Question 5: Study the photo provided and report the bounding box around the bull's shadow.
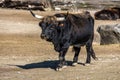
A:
[16,60,72,70]
[15,60,85,70]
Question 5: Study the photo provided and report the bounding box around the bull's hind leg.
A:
[72,46,81,66]
[86,43,92,64]
[56,48,68,71]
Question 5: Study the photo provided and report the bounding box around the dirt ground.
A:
[0,8,120,80]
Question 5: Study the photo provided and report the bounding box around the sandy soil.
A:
[0,8,120,80]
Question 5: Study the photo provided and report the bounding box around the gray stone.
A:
[97,24,120,45]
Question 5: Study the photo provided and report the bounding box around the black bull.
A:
[29,9,97,71]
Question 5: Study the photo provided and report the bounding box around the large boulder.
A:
[97,24,120,45]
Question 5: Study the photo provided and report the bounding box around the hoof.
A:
[56,65,67,71]
[85,63,90,66]
[95,57,98,61]
[72,62,78,66]
[56,67,62,71]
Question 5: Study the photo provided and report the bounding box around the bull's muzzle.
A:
[41,34,51,41]
[40,34,45,39]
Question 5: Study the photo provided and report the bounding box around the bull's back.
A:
[69,14,94,45]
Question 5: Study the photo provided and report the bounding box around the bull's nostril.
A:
[46,36,49,39]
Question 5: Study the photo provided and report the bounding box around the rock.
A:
[0,0,52,10]
[97,24,120,45]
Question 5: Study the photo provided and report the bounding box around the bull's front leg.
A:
[56,48,68,71]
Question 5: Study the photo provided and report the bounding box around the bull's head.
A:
[28,5,65,42]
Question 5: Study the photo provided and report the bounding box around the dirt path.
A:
[0,8,120,80]
[0,39,120,80]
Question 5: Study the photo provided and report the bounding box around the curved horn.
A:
[28,5,43,19]
[56,17,65,21]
